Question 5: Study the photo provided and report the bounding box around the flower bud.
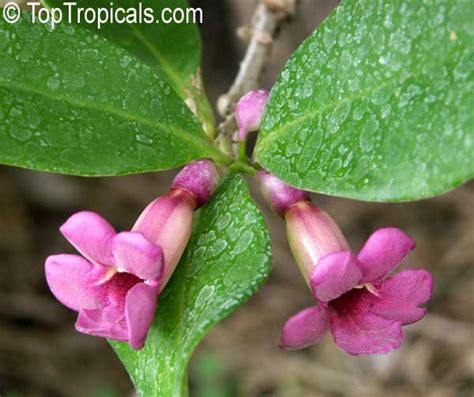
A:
[257,170,310,217]
[171,159,219,208]
[236,90,269,141]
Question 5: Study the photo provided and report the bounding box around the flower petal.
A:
[75,307,128,341]
[75,273,144,342]
[330,311,403,356]
[125,282,159,350]
[112,232,164,281]
[310,251,362,302]
[358,228,415,283]
[371,269,433,325]
[280,305,330,350]
[60,211,116,266]
[45,254,109,312]
[329,289,403,355]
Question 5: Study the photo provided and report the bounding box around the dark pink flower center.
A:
[104,272,142,309]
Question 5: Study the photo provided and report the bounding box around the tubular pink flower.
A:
[257,171,433,355]
[236,89,269,141]
[45,160,218,350]
[283,213,433,355]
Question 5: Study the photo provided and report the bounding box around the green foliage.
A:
[0,14,228,175]
[256,0,474,201]
[111,175,271,397]
[43,0,215,134]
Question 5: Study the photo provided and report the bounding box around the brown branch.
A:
[215,0,300,155]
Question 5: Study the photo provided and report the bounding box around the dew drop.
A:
[360,115,379,153]
[136,134,153,145]
[46,76,60,91]
[9,127,32,142]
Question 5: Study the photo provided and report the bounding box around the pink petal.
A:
[75,307,128,342]
[371,269,433,325]
[280,305,330,350]
[112,232,164,281]
[358,228,415,283]
[45,254,109,312]
[60,211,116,266]
[105,272,142,310]
[310,251,362,302]
[125,282,159,350]
[75,273,143,342]
[329,289,404,355]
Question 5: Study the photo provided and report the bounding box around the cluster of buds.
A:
[45,160,218,350]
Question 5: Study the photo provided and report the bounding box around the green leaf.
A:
[256,0,474,201]
[111,175,271,397]
[0,14,229,175]
[43,0,215,135]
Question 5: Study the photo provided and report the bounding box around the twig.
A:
[215,0,300,155]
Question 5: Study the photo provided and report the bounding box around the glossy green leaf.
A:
[0,14,229,175]
[111,175,271,397]
[43,0,215,135]
[256,0,474,201]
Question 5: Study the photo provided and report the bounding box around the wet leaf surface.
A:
[256,1,474,201]
[0,14,228,175]
[44,0,215,134]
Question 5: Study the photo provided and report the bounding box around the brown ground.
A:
[1,1,473,396]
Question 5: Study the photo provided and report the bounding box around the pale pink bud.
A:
[236,90,269,141]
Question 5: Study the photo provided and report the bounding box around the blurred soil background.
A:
[1,0,473,396]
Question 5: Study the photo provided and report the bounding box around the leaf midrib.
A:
[256,6,460,155]
[0,78,229,163]
[256,78,398,155]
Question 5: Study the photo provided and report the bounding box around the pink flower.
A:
[236,89,269,141]
[45,160,218,350]
[258,171,433,355]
